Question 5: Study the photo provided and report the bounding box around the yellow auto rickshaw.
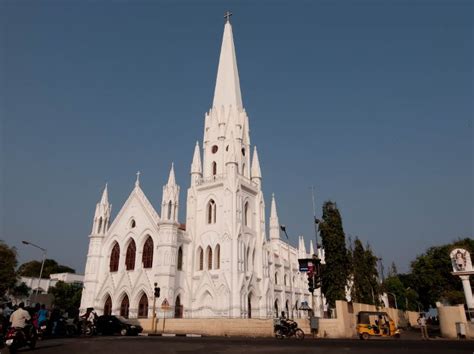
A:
[356,311,400,340]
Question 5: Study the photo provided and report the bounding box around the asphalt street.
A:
[3,335,473,354]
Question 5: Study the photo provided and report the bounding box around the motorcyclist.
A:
[9,302,33,340]
[80,307,97,334]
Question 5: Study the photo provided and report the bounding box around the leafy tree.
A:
[11,282,31,299]
[49,281,82,311]
[319,201,349,308]
[0,241,18,298]
[409,238,473,310]
[350,238,380,305]
[17,259,75,278]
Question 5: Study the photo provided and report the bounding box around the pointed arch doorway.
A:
[174,295,183,318]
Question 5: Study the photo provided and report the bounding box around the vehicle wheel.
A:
[120,328,128,336]
[295,329,304,340]
[274,329,284,339]
[8,345,18,354]
[395,333,401,338]
[85,326,93,337]
[28,337,37,349]
[361,332,370,340]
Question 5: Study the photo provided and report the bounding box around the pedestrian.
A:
[417,313,429,340]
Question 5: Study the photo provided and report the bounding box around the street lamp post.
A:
[22,240,47,297]
[279,225,293,320]
[387,292,398,309]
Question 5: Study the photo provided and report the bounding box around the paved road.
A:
[3,335,473,354]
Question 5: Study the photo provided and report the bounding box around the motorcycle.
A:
[274,318,304,340]
[4,326,38,354]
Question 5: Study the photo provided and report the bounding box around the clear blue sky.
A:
[1,0,472,274]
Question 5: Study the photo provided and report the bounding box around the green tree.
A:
[11,282,31,299]
[350,238,380,305]
[319,201,349,308]
[17,259,75,278]
[0,241,18,298]
[409,238,473,310]
[48,281,82,311]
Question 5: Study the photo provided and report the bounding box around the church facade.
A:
[80,19,321,319]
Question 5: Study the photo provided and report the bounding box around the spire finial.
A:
[100,182,109,204]
[167,163,177,186]
[224,11,232,23]
[135,171,141,187]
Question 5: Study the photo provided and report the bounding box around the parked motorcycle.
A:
[4,326,38,353]
[274,318,304,340]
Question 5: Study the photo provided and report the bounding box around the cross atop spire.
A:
[224,11,232,23]
[135,171,141,187]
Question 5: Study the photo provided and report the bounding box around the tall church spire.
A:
[212,19,243,110]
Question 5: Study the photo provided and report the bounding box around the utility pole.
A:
[310,187,324,318]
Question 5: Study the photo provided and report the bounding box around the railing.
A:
[196,173,259,188]
[196,174,226,186]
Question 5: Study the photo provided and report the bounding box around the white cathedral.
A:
[80,17,323,320]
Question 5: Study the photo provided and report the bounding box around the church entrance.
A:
[174,295,183,318]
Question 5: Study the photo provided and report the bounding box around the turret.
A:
[251,146,262,185]
[91,183,111,236]
[309,239,315,256]
[190,141,202,186]
[269,193,280,241]
[162,163,180,223]
[298,236,307,258]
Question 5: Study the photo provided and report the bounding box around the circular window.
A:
[241,148,246,156]
[212,145,218,154]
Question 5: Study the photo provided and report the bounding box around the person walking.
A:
[417,313,429,340]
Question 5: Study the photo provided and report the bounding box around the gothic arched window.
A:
[198,247,204,270]
[206,246,213,270]
[120,295,130,318]
[274,272,278,285]
[215,244,220,270]
[177,246,183,271]
[142,236,153,268]
[212,161,217,176]
[104,295,112,316]
[130,219,136,228]
[125,240,136,271]
[138,293,148,318]
[109,243,120,272]
[168,200,172,220]
[207,200,216,224]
